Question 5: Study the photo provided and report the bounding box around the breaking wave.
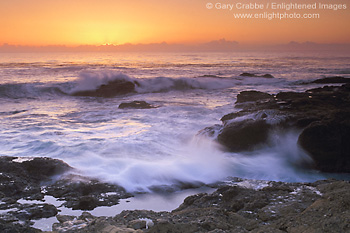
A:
[0,70,286,99]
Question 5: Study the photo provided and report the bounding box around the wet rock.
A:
[45,177,132,210]
[128,219,146,230]
[73,196,99,210]
[72,80,136,97]
[298,112,350,172]
[217,119,271,151]
[0,156,71,199]
[312,76,350,84]
[11,203,58,220]
[202,84,350,172]
[236,91,274,103]
[0,219,41,233]
[118,101,155,109]
[239,73,274,78]
[49,179,350,233]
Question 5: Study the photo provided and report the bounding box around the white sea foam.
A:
[1,52,348,196]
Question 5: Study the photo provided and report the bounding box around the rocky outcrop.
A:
[0,156,131,231]
[298,111,350,172]
[44,176,132,211]
[51,179,350,233]
[0,156,71,199]
[72,80,136,97]
[205,84,350,173]
[119,101,155,109]
[236,90,274,103]
[312,76,350,84]
[217,119,271,151]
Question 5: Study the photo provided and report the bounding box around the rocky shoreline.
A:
[1,155,349,233]
[1,80,350,232]
[201,82,350,173]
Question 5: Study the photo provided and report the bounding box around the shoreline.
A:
[1,81,349,232]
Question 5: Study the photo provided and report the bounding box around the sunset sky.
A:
[1,0,349,46]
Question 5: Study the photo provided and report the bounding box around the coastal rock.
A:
[72,79,136,97]
[0,156,71,199]
[312,76,350,84]
[298,112,350,172]
[118,101,155,109]
[203,84,350,172]
[217,119,271,151]
[236,90,274,103]
[45,177,132,210]
[239,73,274,78]
[51,179,350,233]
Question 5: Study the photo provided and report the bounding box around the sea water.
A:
[1,51,349,193]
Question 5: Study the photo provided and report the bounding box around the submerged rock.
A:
[72,79,136,97]
[118,101,155,109]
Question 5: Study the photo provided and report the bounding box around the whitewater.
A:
[1,51,349,193]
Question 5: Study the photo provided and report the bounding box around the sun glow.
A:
[0,0,349,46]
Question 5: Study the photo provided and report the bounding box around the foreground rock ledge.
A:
[0,156,131,232]
[50,179,350,233]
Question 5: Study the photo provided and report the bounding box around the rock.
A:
[312,76,350,84]
[128,219,146,230]
[0,156,71,199]
[12,203,58,220]
[217,119,271,151]
[0,219,41,233]
[239,73,274,78]
[73,196,99,210]
[298,112,350,172]
[236,91,274,103]
[201,84,350,172]
[45,177,132,210]
[118,101,155,109]
[49,179,350,233]
[72,80,136,97]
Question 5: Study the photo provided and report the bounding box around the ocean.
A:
[1,51,349,193]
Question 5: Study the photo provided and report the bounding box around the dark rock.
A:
[72,79,136,97]
[312,76,350,84]
[275,91,309,100]
[118,101,155,109]
[217,119,271,151]
[50,179,350,233]
[73,196,98,210]
[45,177,132,210]
[201,84,350,172]
[236,91,274,103]
[0,220,41,233]
[298,112,350,172]
[11,203,58,220]
[239,73,274,78]
[0,156,71,198]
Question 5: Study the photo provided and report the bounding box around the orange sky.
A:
[1,0,349,46]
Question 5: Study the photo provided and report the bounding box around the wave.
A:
[0,70,286,99]
[0,83,68,99]
[70,70,284,95]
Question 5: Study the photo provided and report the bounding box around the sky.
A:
[0,0,349,46]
